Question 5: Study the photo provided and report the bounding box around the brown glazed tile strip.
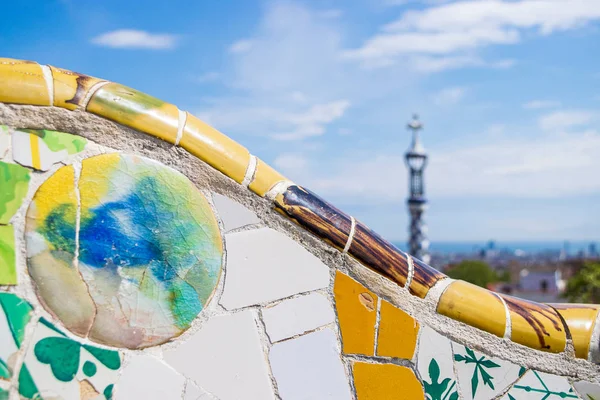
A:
[1,57,597,359]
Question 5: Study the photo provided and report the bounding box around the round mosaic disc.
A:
[26,153,223,349]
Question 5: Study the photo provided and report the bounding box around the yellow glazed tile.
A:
[437,280,506,338]
[249,158,288,197]
[49,66,105,110]
[333,271,377,355]
[500,294,566,353]
[180,113,250,183]
[376,300,419,359]
[551,303,600,359]
[353,362,423,400]
[87,83,179,144]
[0,58,50,106]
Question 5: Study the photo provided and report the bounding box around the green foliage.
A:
[446,260,499,288]
[563,262,600,303]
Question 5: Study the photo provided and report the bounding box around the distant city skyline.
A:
[4,0,599,241]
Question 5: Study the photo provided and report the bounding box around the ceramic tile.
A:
[248,158,288,197]
[437,280,506,338]
[115,354,185,400]
[0,126,9,158]
[180,113,250,184]
[353,362,423,400]
[12,129,87,171]
[184,380,216,400]
[19,318,121,400]
[502,370,578,399]
[452,344,521,400]
[87,82,180,144]
[573,380,600,400]
[211,193,260,232]
[269,328,352,400]
[409,255,448,298]
[26,154,223,349]
[49,65,106,110]
[551,304,600,359]
[0,225,16,285]
[164,310,275,400]
[219,227,330,310]
[0,293,33,381]
[0,160,30,224]
[376,300,419,359]
[417,326,458,400]
[333,271,377,356]
[500,294,567,353]
[0,58,50,106]
[262,292,335,342]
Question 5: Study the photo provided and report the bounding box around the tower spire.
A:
[405,114,430,263]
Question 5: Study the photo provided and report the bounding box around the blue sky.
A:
[3,0,599,242]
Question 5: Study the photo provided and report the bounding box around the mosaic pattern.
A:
[12,128,87,171]
[0,226,16,284]
[26,153,223,348]
[0,293,33,381]
[0,160,30,224]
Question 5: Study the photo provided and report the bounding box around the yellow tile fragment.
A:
[87,83,179,144]
[248,158,288,197]
[333,271,377,355]
[376,300,419,359]
[0,58,50,105]
[49,66,105,110]
[551,304,600,359]
[437,280,506,338]
[353,362,423,400]
[179,113,250,183]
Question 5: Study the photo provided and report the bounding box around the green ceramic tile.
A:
[0,161,30,224]
[0,225,16,285]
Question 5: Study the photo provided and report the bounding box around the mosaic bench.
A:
[0,57,598,399]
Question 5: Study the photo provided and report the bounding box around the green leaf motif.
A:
[454,346,501,397]
[34,337,81,382]
[18,363,41,399]
[0,293,33,347]
[423,359,458,400]
[83,344,121,370]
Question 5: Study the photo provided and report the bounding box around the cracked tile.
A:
[573,380,600,400]
[220,227,330,309]
[417,326,458,400]
[115,354,185,400]
[501,370,578,400]
[211,193,260,232]
[0,293,33,382]
[164,310,274,400]
[12,128,87,171]
[0,160,30,224]
[184,380,216,400]
[0,225,16,284]
[0,126,9,158]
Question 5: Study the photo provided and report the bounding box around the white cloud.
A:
[523,100,561,110]
[229,39,254,54]
[345,0,600,68]
[274,153,309,170]
[433,86,466,105]
[538,110,596,131]
[91,29,178,49]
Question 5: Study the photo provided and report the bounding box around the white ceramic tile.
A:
[12,130,68,171]
[20,318,121,400]
[502,370,579,399]
[452,343,521,400]
[574,380,600,400]
[115,354,185,400]
[164,310,275,400]
[263,292,335,342]
[417,326,459,400]
[269,328,352,400]
[220,228,330,309]
[212,193,260,232]
[0,126,9,158]
[184,380,216,400]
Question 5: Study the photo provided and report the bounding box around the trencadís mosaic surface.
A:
[0,58,598,399]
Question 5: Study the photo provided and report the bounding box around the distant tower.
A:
[405,114,430,264]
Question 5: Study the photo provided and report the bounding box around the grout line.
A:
[373,297,382,357]
[405,254,415,289]
[175,109,186,146]
[497,294,512,340]
[253,309,282,400]
[242,155,257,187]
[343,216,356,253]
[40,65,54,106]
[589,309,600,363]
[265,180,293,201]
[80,80,109,110]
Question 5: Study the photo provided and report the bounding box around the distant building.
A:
[405,114,430,264]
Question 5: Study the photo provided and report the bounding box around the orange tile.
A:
[0,58,50,106]
[353,362,423,400]
[376,300,419,359]
[49,66,105,110]
[437,280,506,338]
[333,271,377,355]
[551,303,600,359]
